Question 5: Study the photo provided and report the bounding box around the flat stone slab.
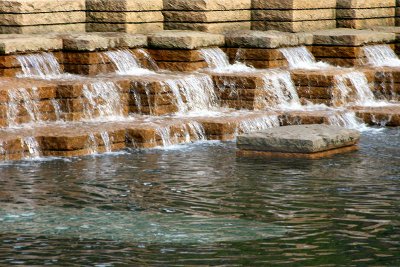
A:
[0,34,63,54]
[312,28,396,46]
[337,0,395,9]
[0,0,85,13]
[237,124,360,157]
[86,0,163,11]
[225,30,312,48]
[148,30,225,49]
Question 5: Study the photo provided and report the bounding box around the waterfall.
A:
[104,49,154,75]
[163,74,219,114]
[259,70,302,109]
[280,46,330,70]
[136,49,160,71]
[363,45,400,67]
[200,48,254,73]
[22,137,41,159]
[156,121,206,147]
[327,111,368,131]
[81,81,124,120]
[237,115,280,134]
[16,52,63,79]
[334,71,386,107]
[100,132,112,153]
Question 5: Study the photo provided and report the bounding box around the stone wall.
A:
[1,0,400,34]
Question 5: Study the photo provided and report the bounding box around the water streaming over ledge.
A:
[104,49,155,75]
[280,46,331,70]
[200,48,254,73]
[363,44,400,67]
[16,52,63,79]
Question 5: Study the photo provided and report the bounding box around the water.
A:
[363,45,400,67]
[16,52,63,79]
[104,49,154,75]
[334,71,388,107]
[280,46,331,70]
[200,48,255,73]
[0,130,399,265]
[260,70,302,109]
[237,114,280,133]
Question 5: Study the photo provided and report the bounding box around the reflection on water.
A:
[0,129,399,266]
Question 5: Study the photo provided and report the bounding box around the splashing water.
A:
[237,115,280,134]
[16,52,63,79]
[136,48,160,71]
[334,71,387,107]
[327,111,368,131]
[163,74,219,114]
[22,137,41,159]
[280,46,331,70]
[200,48,254,73]
[104,49,154,75]
[81,81,124,120]
[100,132,112,153]
[259,70,302,110]
[363,45,400,67]
[156,121,207,147]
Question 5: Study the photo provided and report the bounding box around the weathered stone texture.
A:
[148,30,225,49]
[163,10,251,22]
[252,9,336,22]
[164,0,251,11]
[86,0,163,11]
[0,35,63,54]
[337,0,395,9]
[252,20,336,33]
[164,22,251,33]
[312,29,396,46]
[0,0,86,13]
[252,0,336,10]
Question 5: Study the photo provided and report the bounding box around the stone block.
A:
[252,9,336,22]
[312,28,396,46]
[337,7,395,19]
[0,12,86,26]
[164,0,251,11]
[0,0,86,13]
[252,20,336,33]
[0,24,86,34]
[87,11,163,23]
[242,60,288,69]
[354,106,400,126]
[225,30,307,48]
[148,30,225,49]
[252,0,336,10]
[164,22,251,33]
[0,35,63,55]
[147,49,203,61]
[312,46,365,58]
[225,48,284,61]
[237,124,360,158]
[337,18,395,29]
[337,0,395,9]
[157,61,208,72]
[163,10,251,22]
[86,23,163,34]
[86,0,163,11]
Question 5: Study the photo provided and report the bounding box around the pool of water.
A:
[0,128,399,266]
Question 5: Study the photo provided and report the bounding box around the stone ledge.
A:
[164,0,251,11]
[148,30,225,49]
[0,34,63,54]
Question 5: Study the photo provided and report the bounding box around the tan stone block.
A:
[87,11,163,23]
[337,0,395,9]
[296,86,333,99]
[129,104,178,115]
[252,9,335,22]
[244,59,288,69]
[0,24,86,34]
[157,61,208,72]
[86,0,163,11]
[163,10,251,22]
[164,22,251,33]
[312,28,396,46]
[252,20,336,33]
[225,30,303,48]
[337,7,395,19]
[318,57,364,67]
[211,73,264,89]
[312,46,366,58]
[252,0,336,10]
[337,18,395,29]
[0,35,63,55]
[164,0,251,11]
[63,63,115,76]
[86,22,163,33]
[148,49,203,61]
[148,30,224,49]
[0,0,86,13]
[62,52,108,65]
[0,12,85,26]
[226,48,284,60]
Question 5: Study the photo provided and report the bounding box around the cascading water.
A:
[327,111,367,131]
[136,49,160,71]
[104,49,154,75]
[237,115,280,133]
[363,45,400,67]
[16,52,63,79]
[81,81,124,120]
[22,136,41,159]
[259,70,302,110]
[156,121,206,147]
[334,71,386,107]
[280,46,331,70]
[200,48,254,73]
[163,74,219,114]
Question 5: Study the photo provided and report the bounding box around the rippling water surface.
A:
[0,129,399,266]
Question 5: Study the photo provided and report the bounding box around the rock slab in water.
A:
[237,124,360,158]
